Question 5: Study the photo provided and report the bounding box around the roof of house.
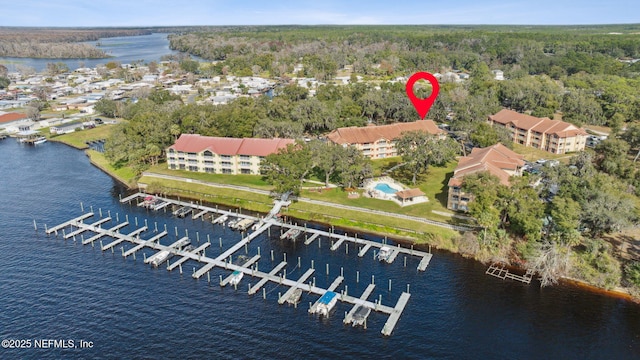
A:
[395,188,426,199]
[168,134,295,157]
[326,120,444,145]
[448,143,524,187]
[489,109,587,137]
[0,112,28,124]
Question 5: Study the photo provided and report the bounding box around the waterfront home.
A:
[488,109,588,154]
[166,134,294,175]
[0,112,31,133]
[326,120,446,159]
[447,143,524,211]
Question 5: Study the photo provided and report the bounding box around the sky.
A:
[0,0,638,27]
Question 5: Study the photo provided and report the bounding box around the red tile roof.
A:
[0,112,28,124]
[448,143,524,187]
[326,120,444,145]
[168,134,294,156]
[489,109,587,137]
[396,188,425,199]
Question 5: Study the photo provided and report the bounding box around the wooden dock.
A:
[212,214,228,224]
[63,217,110,239]
[304,233,320,245]
[220,255,261,286]
[381,292,411,336]
[167,242,211,271]
[52,193,431,336]
[192,209,208,219]
[46,212,94,234]
[358,244,372,257]
[82,221,128,245]
[330,238,345,251]
[386,248,401,263]
[248,261,287,295]
[102,226,148,251]
[417,254,433,271]
[486,263,533,284]
[278,268,315,304]
[343,284,376,326]
[123,231,167,257]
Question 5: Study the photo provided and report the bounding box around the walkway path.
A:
[140,172,474,232]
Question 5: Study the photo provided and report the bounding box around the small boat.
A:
[287,288,303,305]
[227,219,238,228]
[351,305,371,327]
[234,218,255,231]
[229,270,244,285]
[33,136,47,144]
[212,214,228,225]
[174,206,193,218]
[146,250,173,267]
[287,229,301,240]
[315,291,338,317]
[377,246,392,262]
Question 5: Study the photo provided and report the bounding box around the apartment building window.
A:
[221,155,231,160]
[239,155,251,161]
[240,161,251,167]
[203,150,214,159]
[221,161,232,166]
[241,169,251,174]
[179,164,186,170]
[222,168,233,174]
[205,167,215,173]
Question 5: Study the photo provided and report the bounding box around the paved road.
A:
[141,172,474,232]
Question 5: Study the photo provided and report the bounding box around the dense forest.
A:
[0,28,151,58]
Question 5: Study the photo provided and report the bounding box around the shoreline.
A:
[51,137,640,305]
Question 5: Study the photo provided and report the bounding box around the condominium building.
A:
[326,120,445,159]
[166,134,294,175]
[488,109,587,154]
[447,143,524,211]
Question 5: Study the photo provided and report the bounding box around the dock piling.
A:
[33,219,37,231]
[263,288,266,299]
[196,232,200,244]
[155,222,158,233]
[207,272,210,283]
[80,202,84,212]
[257,247,261,256]
[372,275,375,285]
[284,252,287,263]
[108,210,111,218]
[116,213,119,223]
[219,237,222,248]
[407,284,410,293]
[298,257,301,268]
[270,250,274,262]
[311,260,314,269]
[144,219,148,228]
[121,247,125,256]
[389,279,392,292]
[326,263,329,275]
[341,267,344,277]
[174,226,178,237]
[132,250,135,260]
[99,208,102,218]
[404,256,407,267]
[357,271,359,283]
[135,216,138,226]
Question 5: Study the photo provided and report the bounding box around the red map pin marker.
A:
[406,72,440,120]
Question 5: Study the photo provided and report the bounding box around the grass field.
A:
[49,124,116,149]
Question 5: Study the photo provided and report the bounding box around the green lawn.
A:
[147,164,273,190]
[49,125,116,149]
[87,150,138,186]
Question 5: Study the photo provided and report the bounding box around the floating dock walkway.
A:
[43,193,435,336]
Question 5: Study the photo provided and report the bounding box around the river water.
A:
[0,33,179,73]
[0,139,639,359]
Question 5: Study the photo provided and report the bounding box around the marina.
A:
[40,192,434,336]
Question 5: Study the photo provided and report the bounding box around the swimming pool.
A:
[374,183,399,194]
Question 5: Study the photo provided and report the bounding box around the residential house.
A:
[166,134,294,175]
[0,112,31,133]
[326,120,446,159]
[447,143,524,211]
[488,109,588,154]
